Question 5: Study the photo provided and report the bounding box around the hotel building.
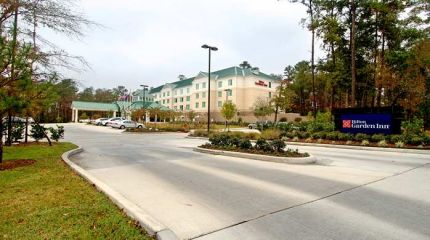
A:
[148,66,280,122]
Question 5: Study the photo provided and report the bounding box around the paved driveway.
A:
[64,124,430,240]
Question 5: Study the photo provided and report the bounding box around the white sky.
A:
[43,0,323,91]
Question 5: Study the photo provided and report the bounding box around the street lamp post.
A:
[140,84,148,122]
[201,44,218,133]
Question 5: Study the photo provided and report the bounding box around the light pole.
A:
[140,84,148,122]
[201,44,218,133]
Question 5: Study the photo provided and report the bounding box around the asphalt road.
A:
[64,124,430,240]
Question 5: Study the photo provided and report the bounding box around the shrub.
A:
[292,136,299,142]
[261,129,281,140]
[408,136,424,145]
[371,134,385,143]
[346,140,353,145]
[192,130,209,137]
[338,133,353,141]
[395,141,404,148]
[285,131,296,139]
[305,137,313,143]
[326,132,339,140]
[229,137,241,148]
[255,138,272,152]
[389,134,403,144]
[306,112,334,133]
[239,139,252,149]
[30,124,47,142]
[294,117,302,123]
[355,133,369,142]
[11,123,24,142]
[311,132,326,140]
[402,117,424,137]
[299,131,311,139]
[271,139,286,152]
[361,140,370,146]
[49,125,65,142]
[377,140,388,147]
[422,134,430,146]
[317,138,323,144]
[279,117,288,122]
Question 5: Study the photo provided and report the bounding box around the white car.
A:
[94,118,108,126]
[101,117,125,126]
[111,120,145,129]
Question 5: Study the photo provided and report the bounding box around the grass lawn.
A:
[0,143,152,240]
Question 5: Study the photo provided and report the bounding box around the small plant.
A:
[408,136,424,145]
[371,134,385,143]
[11,123,25,142]
[30,124,47,142]
[395,141,405,148]
[331,141,336,144]
[326,132,338,140]
[355,133,369,142]
[293,136,299,142]
[377,140,388,147]
[294,117,302,122]
[255,138,273,152]
[299,131,311,139]
[238,139,252,149]
[305,137,313,143]
[389,134,403,144]
[49,125,65,142]
[361,140,370,146]
[338,133,353,141]
[346,140,353,145]
[271,139,286,152]
[279,117,288,122]
[317,138,323,144]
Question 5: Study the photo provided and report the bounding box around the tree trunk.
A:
[0,113,3,164]
[6,111,12,146]
[350,0,357,108]
[25,116,29,143]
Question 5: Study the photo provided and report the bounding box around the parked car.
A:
[101,117,125,126]
[94,118,108,126]
[111,120,145,129]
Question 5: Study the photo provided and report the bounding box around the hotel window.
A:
[228,79,233,86]
[269,82,272,88]
[218,81,222,88]
[167,91,170,96]
[174,98,178,103]
[167,99,170,103]
[196,83,199,90]
[180,97,184,102]
[180,105,183,110]
[180,89,183,95]
[195,102,199,108]
[163,92,165,97]
[218,101,222,107]
[217,91,222,97]
[163,99,165,104]
[202,82,206,88]
[186,96,190,101]
[202,92,206,98]
[174,90,177,96]
[186,104,190,110]
[227,90,232,96]
[202,101,206,108]
[196,93,199,99]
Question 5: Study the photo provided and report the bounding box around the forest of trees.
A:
[274,0,429,127]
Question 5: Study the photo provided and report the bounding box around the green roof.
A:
[130,101,170,110]
[148,67,276,94]
[71,101,118,111]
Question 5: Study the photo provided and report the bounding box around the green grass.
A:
[0,143,152,240]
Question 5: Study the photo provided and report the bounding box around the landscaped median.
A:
[194,133,315,164]
[0,143,152,239]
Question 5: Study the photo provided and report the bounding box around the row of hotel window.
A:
[170,101,227,110]
[156,90,233,104]
[153,78,274,99]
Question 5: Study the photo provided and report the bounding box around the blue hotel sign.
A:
[340,114,393,134]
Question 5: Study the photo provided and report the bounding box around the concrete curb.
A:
[285,141,430,155]
[194,147,316,164]
[61,147,179,240]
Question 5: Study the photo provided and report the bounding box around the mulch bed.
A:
[0,159,36,171]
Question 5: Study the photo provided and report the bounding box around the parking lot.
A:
[64,123,430,240]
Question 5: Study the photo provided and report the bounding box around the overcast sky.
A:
[44,0,322,91]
